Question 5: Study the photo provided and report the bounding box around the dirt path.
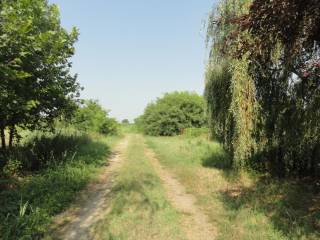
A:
[145,146,217,240]
[48,135,216,240]
[49,137,129,240]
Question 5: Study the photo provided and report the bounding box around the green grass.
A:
[0,131,120,240]
[146,135,320,240]
[93,134,185,240]
[119,124,140,135]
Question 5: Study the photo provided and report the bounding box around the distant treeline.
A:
[205,0,320,178]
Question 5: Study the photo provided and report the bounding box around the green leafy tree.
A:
[0,0,80,149]
[73,100,119,135]
[121,119,130,124]
[138,92,206,136]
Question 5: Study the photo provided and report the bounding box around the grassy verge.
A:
[93,134,185,240]
[146,136,320,240]
[0,131,120,240]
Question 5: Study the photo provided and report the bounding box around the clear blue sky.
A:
[49,0,216,121]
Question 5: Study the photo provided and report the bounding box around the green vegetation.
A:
[147,135,320,240]
[136,91,206,136]
[0,2,123,238]
[0,130,120,239]
[0,0,319,239]
[121,119,130,124]
[205,0,320,177]
[183,127,210,138]
[72,100,119,135]
[0,0,80,149]
[93,135,185,240]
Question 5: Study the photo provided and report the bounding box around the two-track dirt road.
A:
[50,135,216,240]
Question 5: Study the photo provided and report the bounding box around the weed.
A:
[0,131,120,239]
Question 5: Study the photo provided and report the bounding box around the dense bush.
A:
[137,92,206,136]
[72,100,119,135]
[0,130,89,174]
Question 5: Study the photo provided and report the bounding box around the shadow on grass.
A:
[92,171,166,239]
[201,148,232,170]
[199,139,320,238]
[0,133,112,240]
[219,177,320,239]
[109,172,161,215]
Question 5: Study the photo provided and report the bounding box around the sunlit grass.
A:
[146,135,320,240]
[93,134,185,240]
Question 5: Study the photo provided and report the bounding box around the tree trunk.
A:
[9,126,15,148]
[0,127,6,150]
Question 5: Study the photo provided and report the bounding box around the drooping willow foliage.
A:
[205,0,320,177]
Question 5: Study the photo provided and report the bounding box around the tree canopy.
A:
[73,100,119,135]
[0,0,80,148]
[205,0,320,177]
[137,92,206,136]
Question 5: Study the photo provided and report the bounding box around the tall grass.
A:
[0,130,120,239]
[146,136,320,240]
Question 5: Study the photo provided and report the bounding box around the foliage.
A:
[121,119,130,124]
[205,0,254,167]
[229,56,259,168]
[204,61,234,148]
[0,0,80,149]
[137,92,206,136]
[73,100,119,135]
[235,0,320,177]
[0,131,119,239]
[205,0,320,177]
[99,118,118,136]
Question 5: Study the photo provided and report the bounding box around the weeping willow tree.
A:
[205,0,256,168]
[205,0,320,177]
[236,0,320,177]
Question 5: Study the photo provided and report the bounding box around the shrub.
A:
[72,100,119,135]
[137,92,206,136]
[99,118,119,135]
[0,131,90,172]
